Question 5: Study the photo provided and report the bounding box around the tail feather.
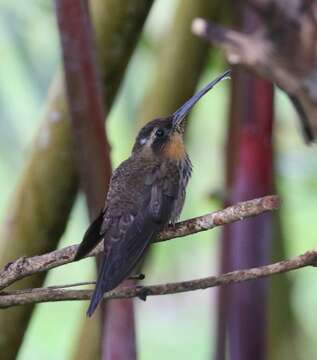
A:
[86,252,111,317]
[85,191,174,316]
[87,292,102,317]
[86,226,155,317]
[87,288,105,317]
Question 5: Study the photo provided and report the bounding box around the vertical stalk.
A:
[227,72,273,360]
[55,0,111,216]
[56,1,147,359]
[215,68,243,360]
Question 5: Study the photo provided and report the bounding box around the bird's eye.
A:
[155,128,165,138]
[139,137,147,145]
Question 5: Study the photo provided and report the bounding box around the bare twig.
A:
[6,274,145,293]
[0,195,279,292]
[0,249,316,309]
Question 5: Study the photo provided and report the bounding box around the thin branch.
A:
[1,249,316,309]
[0,195,279,292]
[50,274,145,290]
[6,274,145,293]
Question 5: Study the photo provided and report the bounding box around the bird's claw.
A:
[136,286,150,301]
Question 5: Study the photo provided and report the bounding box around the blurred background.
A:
[1,0,317,359]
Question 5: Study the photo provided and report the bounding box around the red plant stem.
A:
[215,67,243,360]
[55,1,136,359]
[102,285,137,359]
[227,72,273,360]
[215,4,275,358]
[55,0,111,216]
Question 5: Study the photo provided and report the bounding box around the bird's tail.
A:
[86,255,109,317]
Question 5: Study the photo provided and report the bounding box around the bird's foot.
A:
[129,273,145,281]
[136,286,150,301]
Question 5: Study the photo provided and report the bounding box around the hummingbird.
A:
[74,69,231,316]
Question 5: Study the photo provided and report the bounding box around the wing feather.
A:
[73,209,106,261]
[86,178,177,317]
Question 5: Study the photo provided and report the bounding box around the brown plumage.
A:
[74,70,231,316]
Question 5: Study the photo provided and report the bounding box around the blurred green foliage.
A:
[1,0,317,359]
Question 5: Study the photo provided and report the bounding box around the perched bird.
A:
[74,70,231,316]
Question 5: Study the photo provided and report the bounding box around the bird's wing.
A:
[86,169,178,316]
[73,208,106,261]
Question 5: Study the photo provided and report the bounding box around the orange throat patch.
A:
[162,133,186,161]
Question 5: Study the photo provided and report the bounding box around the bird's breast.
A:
[162,133,186,161]
[170,155,192,223]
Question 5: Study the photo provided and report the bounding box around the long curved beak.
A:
[172,69,231,128]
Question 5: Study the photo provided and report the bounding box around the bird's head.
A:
[132,70,231,161]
